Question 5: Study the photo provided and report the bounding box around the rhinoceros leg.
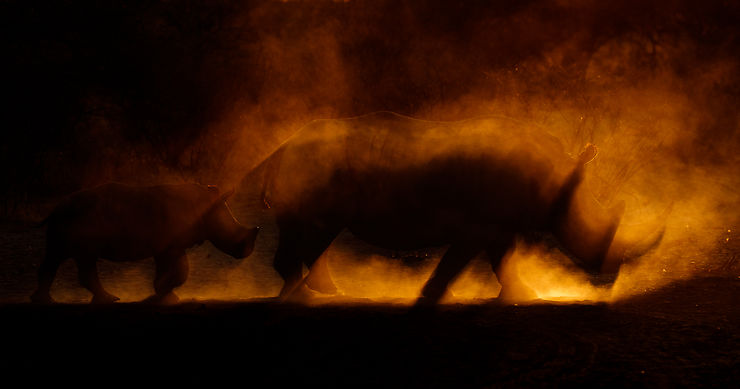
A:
[417,242,484,306]
[75,257,120,304]
[30,247,66,304]
[150,249,188,304]
[274,227,303,299]
[485,234,514,270]
[274,222,341,298]
[485,234,524,301]
[302,230,341,295]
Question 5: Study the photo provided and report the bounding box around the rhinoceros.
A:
[258,112,664,304]
[30,183,260,304]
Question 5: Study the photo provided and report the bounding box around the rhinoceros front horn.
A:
[600,203,672,274]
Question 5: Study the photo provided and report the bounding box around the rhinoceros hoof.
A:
[30,291,55,304]
[409,296,440,314]
[282,283,326,304]
[144,292,180,305]
[304,281,338,295]
[304,275,338,295]
[91,293,120,304]
[497,284,538,303]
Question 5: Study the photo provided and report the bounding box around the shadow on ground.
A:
[2,276,738,387]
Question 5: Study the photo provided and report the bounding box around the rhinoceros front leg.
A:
[76,257,120,304]
[417,242,484,306]
[486,234,537,301]
[149,249,188,305]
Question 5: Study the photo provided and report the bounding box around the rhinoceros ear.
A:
[220,188,235,202]
[578,143,597,165]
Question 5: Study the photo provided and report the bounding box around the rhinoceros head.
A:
[550,145,665,277]
[202,187,260,259]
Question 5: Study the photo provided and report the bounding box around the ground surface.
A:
[1,210,739,387]
[2,276,739,387]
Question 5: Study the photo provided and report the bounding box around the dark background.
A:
[2,2,740,386]
[2,0,739,218]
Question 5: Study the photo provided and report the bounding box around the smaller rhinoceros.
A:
[30,183,260,304]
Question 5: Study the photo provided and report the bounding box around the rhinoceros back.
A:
[47,183,215,261]
[266,112,576,211]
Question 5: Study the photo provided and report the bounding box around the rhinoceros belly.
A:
[344,179,514,250]
[346,208,467,250]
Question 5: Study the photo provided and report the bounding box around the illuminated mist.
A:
[10,1,738,303]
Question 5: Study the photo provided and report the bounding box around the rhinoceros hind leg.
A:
[417,243,483,306]
[274,227,304,299]
[76,258,120,304]
[304,257,338,295]
[30,248,66,304]
[152,250,188,303]
[302,230,340,295]
[30,290,55,304]
[91,292,121,304]
[275,223,340,298]
[485,234,515,270]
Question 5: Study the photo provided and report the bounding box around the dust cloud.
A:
[220,1,739,303]
[8,1,739,303]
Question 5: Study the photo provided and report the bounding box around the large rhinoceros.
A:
[259,112,664,304]
[31,183,260,304]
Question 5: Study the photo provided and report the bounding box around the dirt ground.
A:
[1,217,739,387]
[1,277,738,387]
